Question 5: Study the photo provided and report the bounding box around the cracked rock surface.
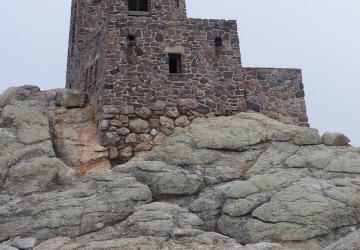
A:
[1,86,360,250]
[133,113,360,249]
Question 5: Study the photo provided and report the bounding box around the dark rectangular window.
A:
[128,0,149,11]
[169,54,182,74]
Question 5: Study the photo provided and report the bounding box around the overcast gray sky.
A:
[1,0,359,145]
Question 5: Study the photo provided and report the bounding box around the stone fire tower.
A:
[67,0,308,160]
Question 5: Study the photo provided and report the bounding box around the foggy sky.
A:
[1,0,359,145]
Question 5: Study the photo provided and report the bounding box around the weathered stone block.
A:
[129,119,150,133]
[322,132,350,146]
[108,147,119,160]
[103,105,120,114]
[110,119,122,128]
[135,107,153,119]
[120,105,135,115]
[106,132,121,145]
[175,116,190,127]
[99,120,110,131]
[120,146,134,158]
[165,107,180,118]
[125,133,138,144]
[55,89,88,109]
[134,142,153,152]
[117,127,131,136]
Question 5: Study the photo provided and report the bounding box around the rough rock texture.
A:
[1,86,359,250]
[130,113,359,249]
[325,231,360,250]
[322,132,351,146]
[53,106,111,175]
[114,161,203,199]
[0,85,110,186]
[0,90,76,196]
[32,202,272,250]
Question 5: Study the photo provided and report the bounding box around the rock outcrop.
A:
[1,86,359,250]
[131,113,360,249]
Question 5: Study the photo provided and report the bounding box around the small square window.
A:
[168,54,182,74]
[128,0,149,12]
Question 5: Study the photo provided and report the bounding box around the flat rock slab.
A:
[0,171,152,241]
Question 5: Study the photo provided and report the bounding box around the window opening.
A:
[127,34,136,41]
[169,54,182,74]
[93,0,102,5]
[128,0,149,11]
[127,34,136,46]
[215,37,223,47]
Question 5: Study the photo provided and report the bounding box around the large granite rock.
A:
[132,113,360,249]
[1,86,359,250]
[322,131,351,146]
[114,161,203,198]
[0,86,110,197]
[53,89,87,108]
[0,104,76,196]
[0,85,87,109]
[33,202,279,250]
[188,113,321,150]
[0,171,151,242]
[0,85,42,107]
[53,106,111,175]
[44,233,246,250]
[325,230,360,250]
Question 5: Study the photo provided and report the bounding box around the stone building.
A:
[66,0,308,161]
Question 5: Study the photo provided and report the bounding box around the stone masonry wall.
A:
[66,0,309,162]
[67,0,187,88]
[103,17,245,112]
[243,67,308,127]
[69,28,108,114]
[97,17,246,161]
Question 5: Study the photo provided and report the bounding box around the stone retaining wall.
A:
[99,104,195,161]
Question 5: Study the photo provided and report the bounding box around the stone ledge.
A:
[127,11,151,17]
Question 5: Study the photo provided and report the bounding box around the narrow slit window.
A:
[169,53,182,74]
[93,0,102,5]
[127,34,136,46]
[128,0,149,11]
[215,37,223,47]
